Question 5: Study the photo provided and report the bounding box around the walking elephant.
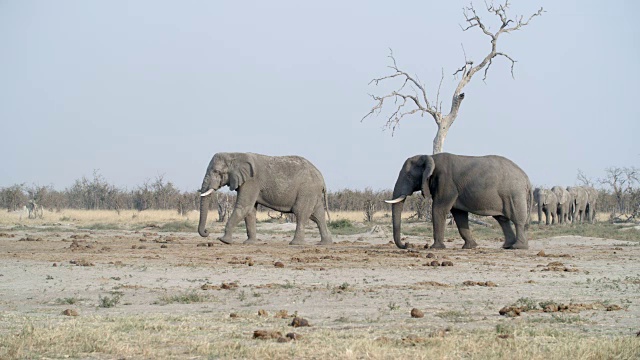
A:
[551,186,571,224]
[533,188,557,225]
[567,186,588,224]
[197,152,332,245]
[386,153,533,250]
[584,186,598,223]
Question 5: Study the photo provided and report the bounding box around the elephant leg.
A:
[510,220,529,249]
[451,209,477,249]
[290,209,312,245]
[495,216,517,248]
[310,203,332,245]
[243,205,259,244]
[431,207,448,249]
[219,192,257,244]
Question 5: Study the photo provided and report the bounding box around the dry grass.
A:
[0,209,399,228]
[0,313,637,360]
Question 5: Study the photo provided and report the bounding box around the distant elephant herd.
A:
[198,151,543,250]
[533,186,597,226]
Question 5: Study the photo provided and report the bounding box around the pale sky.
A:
[1,0,638,192]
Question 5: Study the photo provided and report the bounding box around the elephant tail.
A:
[526,185,533,228]
[323,188,331,223]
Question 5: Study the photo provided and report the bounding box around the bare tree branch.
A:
[363,1,542,151]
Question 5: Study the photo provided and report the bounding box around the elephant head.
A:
[385,155,435,249]
[198,153,255,237]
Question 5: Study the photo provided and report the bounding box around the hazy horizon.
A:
[1,1,638,192]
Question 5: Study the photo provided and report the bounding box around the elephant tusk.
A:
[200,189,215,197]
[384,195,407,204]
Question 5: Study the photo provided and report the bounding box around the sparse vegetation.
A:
[98,293,122,308]
[155,291,212,305]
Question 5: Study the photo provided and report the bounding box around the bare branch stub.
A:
[363,1,542,152]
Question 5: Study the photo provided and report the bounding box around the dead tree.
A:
[363,1,543,154]
[363,199,376,222]
[216,192,233,222]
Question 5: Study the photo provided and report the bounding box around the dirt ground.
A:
[0,220,639,356]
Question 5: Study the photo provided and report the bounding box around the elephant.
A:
[584,186,598,223]
[567,186,588,224]
[551,186,571,224]
[533,188,557,225]
[385,153,533,250]
[198,152,332,245]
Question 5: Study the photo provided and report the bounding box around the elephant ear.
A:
[228,160,254,191]
[420,155,436,198]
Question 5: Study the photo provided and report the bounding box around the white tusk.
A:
[384,195,407,204]
[200,189,214,197]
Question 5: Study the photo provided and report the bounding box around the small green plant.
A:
[513,297,539,311]
[99,293,122,308]
[56,297,84,305]
[237,290,247,301]
[387,301,400,311]
[339,282,350,291]
[156,291,210,305]
[329,219,353,229]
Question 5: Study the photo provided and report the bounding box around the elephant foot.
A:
[243,238,259,245]
[218,236,235,245]
[289,237,306,246]
[503,241,528,250]
[430,242,446,249]
[462,240,478,249]
[316,238,333,246]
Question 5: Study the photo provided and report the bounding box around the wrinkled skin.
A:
[567,186,589,224]
[198,152,332,245]
[534,188,558,225]
[584,186,598,223]
[387,153,533,250]
[551,186,572,224]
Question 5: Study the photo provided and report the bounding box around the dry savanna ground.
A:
[0,209,639,359]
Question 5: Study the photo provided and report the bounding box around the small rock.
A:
[430,260,440,267]
[426,253,436,258]
[291,317,310,327]
[274,261,285,268]
[537,250,546,257]
[52,263,57,267]
[286,332,301,341]
[62,309,78,316]
[196,243,208,247]
[275,310,289,318]
[160,244,168,248]
[258,309,268,317]
[276,336,290,343]
[485,281,497,287]
[441,261,454,266]
[606,304,622,311]
[207,242,215,247]
[230,313,238,318]
[410,308,424,318]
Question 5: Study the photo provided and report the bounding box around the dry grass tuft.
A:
[0,314,637,359]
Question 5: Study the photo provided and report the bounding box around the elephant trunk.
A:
[391,201,406,249]
[388,179,413,249]
[537,199,543,225]
[198,192,211,237]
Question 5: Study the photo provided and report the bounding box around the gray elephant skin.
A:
[551,186,571,224]
[584,186,598,223]
[533,188,558,225]
[567,186,589,224]
[198,152,332,245]
[386,153,533,250]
